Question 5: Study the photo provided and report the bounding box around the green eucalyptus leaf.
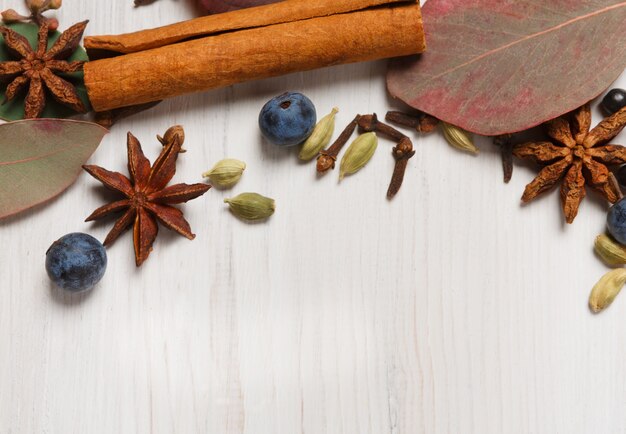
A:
[0,22,91,121]
[0,119,108,220]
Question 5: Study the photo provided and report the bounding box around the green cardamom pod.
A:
[441,122,478,154]
[299,107,338,161]
[594,233,626,266]
[202,159,246,188]
[589,268,626,313]
[339,132,378,180]
[224,193,275,221]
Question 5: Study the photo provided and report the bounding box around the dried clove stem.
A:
[494,134,513,183]
[359,113,416,198]
[317,114,360,173]
[385,111,419,129]
[358,113,407,141]
[388,137,415,198]
[386,110,439,133]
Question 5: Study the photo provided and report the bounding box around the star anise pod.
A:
[83,127,211,266]
[514,103,626,223]
[0,20,87,118]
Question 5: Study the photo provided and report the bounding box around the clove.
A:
[493,134,513,183]
[359,113,416,198]
[358,113,407,141]
[317,115,360,173]
[388,137,415,198]
[386,110,439,133]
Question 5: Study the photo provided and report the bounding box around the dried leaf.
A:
[387,0,626,136]
[0,23,91,121]
[0,119,108,219]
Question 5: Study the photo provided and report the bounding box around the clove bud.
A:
[385,111,439,133]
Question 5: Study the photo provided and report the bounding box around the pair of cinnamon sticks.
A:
[82,0,426,112]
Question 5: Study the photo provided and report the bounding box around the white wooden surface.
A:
[1,1,625,433]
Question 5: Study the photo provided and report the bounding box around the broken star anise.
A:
[0,21,88,118]
[83,126,211,266]
[514,103,626,223]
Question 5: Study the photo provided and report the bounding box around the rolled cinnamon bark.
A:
[83,0,425,112]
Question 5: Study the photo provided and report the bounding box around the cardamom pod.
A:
[202,159,246,188]
[224,193,275,221]
[589,269,626,313]
[594,233,626,266]
[441,122,479,154]
[299,107,338,161]
[339,132,378,180]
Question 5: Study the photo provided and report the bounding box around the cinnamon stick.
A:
[83,0,425,112]
[84,0,416,55]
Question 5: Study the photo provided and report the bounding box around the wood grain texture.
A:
[0,1,625,433]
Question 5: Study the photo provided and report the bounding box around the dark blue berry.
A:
[45,233,107,292]
[259,92,316,147]
[600,89,626,116]
[607,198,626,245]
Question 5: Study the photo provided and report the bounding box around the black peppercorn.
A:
[600,89,626,116]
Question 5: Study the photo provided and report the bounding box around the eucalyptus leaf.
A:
[0,23,91,121]
[0,119,108,220]
[387,0,626,136]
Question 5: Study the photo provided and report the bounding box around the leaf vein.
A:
[428,2,626,83]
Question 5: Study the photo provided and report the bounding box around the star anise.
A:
[0,20,88,118]
[514,103,626,223]
[83,126,211,266]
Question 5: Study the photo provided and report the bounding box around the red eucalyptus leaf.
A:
[198,0,281,14]
[387,0,626,136]
[0,119,108,219]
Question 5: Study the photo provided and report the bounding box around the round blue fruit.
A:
[607,198,626,245]
[259,92,316,147]
[45,233,107,292]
